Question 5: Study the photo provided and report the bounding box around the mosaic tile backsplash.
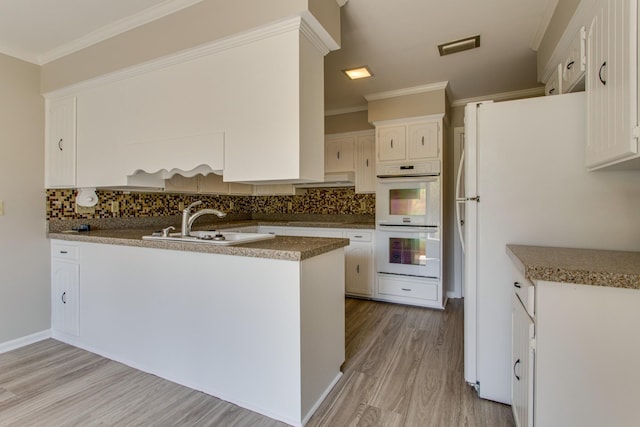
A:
[46,188,375,221]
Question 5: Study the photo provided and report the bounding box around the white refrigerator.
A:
[457,92,640,404]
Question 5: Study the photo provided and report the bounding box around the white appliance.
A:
[376,174,441,226]
[376,225,441,278]
[375,160,445,309]
[458,92,640,404]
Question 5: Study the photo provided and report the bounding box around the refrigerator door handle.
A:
[455,149,466,252]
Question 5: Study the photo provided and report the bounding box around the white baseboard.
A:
[0,330,52,354]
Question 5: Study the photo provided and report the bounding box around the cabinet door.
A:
[562,26,587,92]
[586,0,639,169]
[165,174,200,193]
[377,126,406,162]
[355,134,376,193]
[199,173,229,194]
[512,294,534,427]
[544,64,563,95]
[45,97,77,188]
[345,243,372,297]
[253,184,295,195]
[52,260,80,336]
[325,137,355,173]
[408,122,440,159]
[228,183,253,195]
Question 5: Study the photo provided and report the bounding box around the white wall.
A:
[0,54,50,346]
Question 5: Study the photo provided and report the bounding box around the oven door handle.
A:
[376,174,439,181]
[377,224,439,233]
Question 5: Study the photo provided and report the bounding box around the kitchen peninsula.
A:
[48,227,349,427]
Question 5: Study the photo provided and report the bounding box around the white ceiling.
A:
[0,0,557,110]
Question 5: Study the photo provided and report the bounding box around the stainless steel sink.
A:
[142,230,275,246]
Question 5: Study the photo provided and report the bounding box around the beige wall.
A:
[368,89,446,123]
[325,110,373,134]
[0,54,49,344]
[41,0,340,93]
[537,0,581,79]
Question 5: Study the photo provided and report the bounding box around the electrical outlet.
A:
[0,200,4,216]
[178,202,185,211]
[75,204,95,215]
[360,200,366,211]
[287,201,293,211]
[229,201,234,210]
[111,201,120,214]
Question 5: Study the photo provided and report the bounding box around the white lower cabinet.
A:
[510,262,640,426]
[376,274,440,305]
[257,225,375,297]
[511,292,534,427]
[51,242,80,336]
[344,231,373,297]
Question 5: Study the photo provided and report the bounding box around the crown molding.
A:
[365,81,449,101]
[325,105,368,116]
[530,0,559,51]
[43,16,306,98]
[299,11,338,55]
[38,0,204,65]
[450,87,545,107]
[0,42,39,65]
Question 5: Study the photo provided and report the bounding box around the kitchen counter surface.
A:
[507,244,640,289]
[49,228,349,261]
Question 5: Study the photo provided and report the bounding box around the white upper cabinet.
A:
[377,126,407,162]
[562,26,587,92]
[355,133,376,193]
[46,17,333,188]
[45,97,76,188]
[408,122,440,159]
[586,0,639,170]
[545,64,563,96]
[376,116,443,164]
[325,136,355,173]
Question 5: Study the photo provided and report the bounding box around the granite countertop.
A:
[507,244,640,290]
[48,227,349,261]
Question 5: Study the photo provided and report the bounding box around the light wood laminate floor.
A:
[0,298,514,426]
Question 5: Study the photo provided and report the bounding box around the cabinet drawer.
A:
[51,243,79,261]
[345,230,373,242]
[378,276,439,301]
[512,266,535,317]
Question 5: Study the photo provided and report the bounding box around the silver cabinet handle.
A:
[337,151,340,160]
[401,288,411,291]
[421,136,425,146]
[391,139,394,149]
[356,264,360,274]
[58,138,63,151]
[366,158,369,167]
[61,292,67,304]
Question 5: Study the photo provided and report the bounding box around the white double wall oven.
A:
[374,160,444,309]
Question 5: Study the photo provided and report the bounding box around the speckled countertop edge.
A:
[507,244,640,290]
[48,224,354,261]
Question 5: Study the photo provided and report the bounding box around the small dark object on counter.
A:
[74,224,91,232]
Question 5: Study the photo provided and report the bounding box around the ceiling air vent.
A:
[438,35,480,56]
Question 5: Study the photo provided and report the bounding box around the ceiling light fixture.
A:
[438,35,480,56]
[343,66,373,80]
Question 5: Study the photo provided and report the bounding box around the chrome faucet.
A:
[181,200,227,237]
